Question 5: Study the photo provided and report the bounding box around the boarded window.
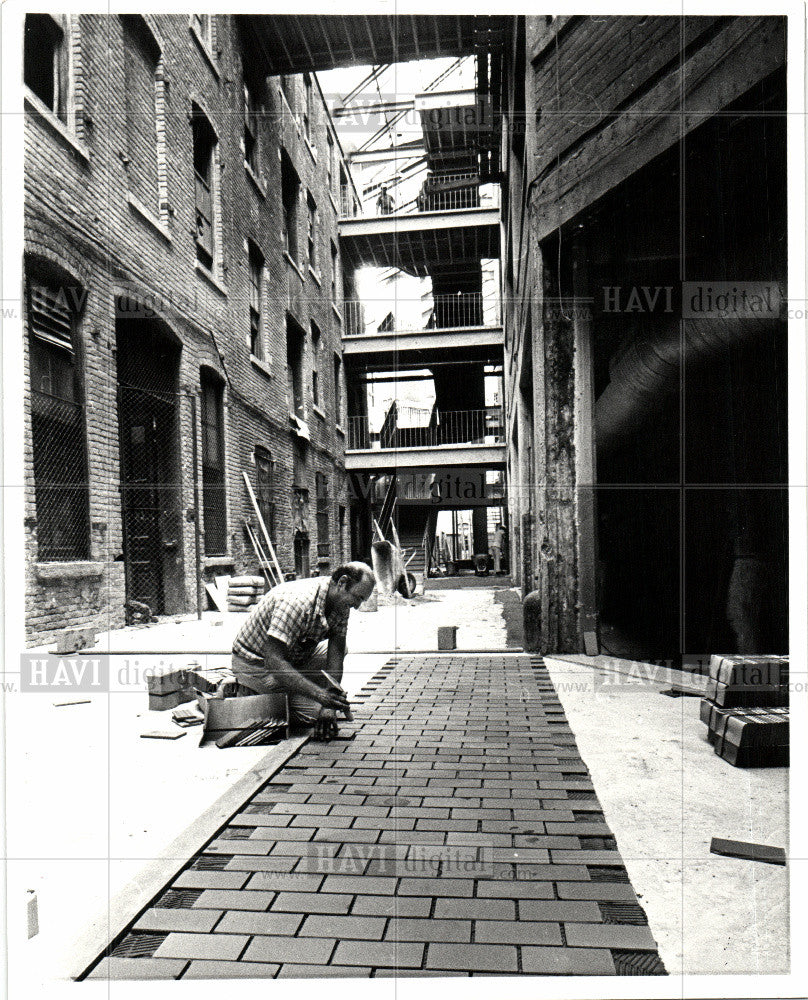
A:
[27,274,90,560]
[122,16,160,213]
[200,370,226,555]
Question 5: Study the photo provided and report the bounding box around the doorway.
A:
[116,313,184,616]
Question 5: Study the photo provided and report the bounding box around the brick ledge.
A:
[35,561,104,581]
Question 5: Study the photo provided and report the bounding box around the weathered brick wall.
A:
[23,14,349,644]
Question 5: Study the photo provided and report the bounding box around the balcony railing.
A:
[347,407,504,451]
[340,173,500,219]
[344,293,501,337]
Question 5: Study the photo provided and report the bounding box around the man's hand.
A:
[314,706,339,741]
[317,683,352,717]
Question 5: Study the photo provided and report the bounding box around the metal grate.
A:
[588,865,632,883]
[109,932,168,958]
[219,826,254,840]
[600,902,649,925]
[154,888,204,909]
[611,950,666,975]
[572,811,605,822]
[566,791,597,801]
[191,854,232,870]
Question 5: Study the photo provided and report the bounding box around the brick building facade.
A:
[23,14,354,644]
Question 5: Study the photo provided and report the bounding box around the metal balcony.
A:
[340,174,499,219]
[347,407,504,451]
[344,293,501,337]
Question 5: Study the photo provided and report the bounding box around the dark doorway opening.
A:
[116,313,184,617]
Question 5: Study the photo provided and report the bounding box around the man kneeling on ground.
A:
[231,562,376,740]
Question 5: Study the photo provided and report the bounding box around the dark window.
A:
[27,274,90,560]
[243,69,260,174]
[327,131,335,192]
[192,109,216,270]
[122,16,160,213]
[24,14,68,121]
[303,73,312,141]
[510,17,526,163]
[254,446,275,543]
[339,164,350,216]
[293,441,308,489]
[316,472,330,561]
[287,318,305,418]
[333,353,342,425]
[310,322,321,407]
[294,530,310,577]
[307,192,317,271]
[330,241,339,302]
[248,242,263,358]
[200,370,226,555]
[281,150,299,262]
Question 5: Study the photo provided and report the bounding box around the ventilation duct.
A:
[595,313,776,456]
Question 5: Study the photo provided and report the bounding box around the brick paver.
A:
[82,654,665,979]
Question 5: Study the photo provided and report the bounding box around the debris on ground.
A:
[140,730,186,740]
[710,837,786,866]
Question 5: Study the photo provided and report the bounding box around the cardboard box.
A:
[198,690,289,747]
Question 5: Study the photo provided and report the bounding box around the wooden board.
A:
[710,837,786,867]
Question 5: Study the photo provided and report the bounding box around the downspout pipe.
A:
[595,314,775,456]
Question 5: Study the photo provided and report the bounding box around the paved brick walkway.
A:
[85,655,665,979]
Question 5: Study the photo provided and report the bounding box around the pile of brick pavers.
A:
[700,655,789,767]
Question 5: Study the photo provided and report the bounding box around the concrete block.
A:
[437,626,458,650]
[55,626,98,654]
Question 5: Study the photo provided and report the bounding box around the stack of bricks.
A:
[147,662,232,711]
[699,655,789,767]
[227,577,266,614]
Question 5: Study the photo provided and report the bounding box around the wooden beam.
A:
[530,16,785,240]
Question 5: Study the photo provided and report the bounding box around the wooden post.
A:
[572,231,599,652]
